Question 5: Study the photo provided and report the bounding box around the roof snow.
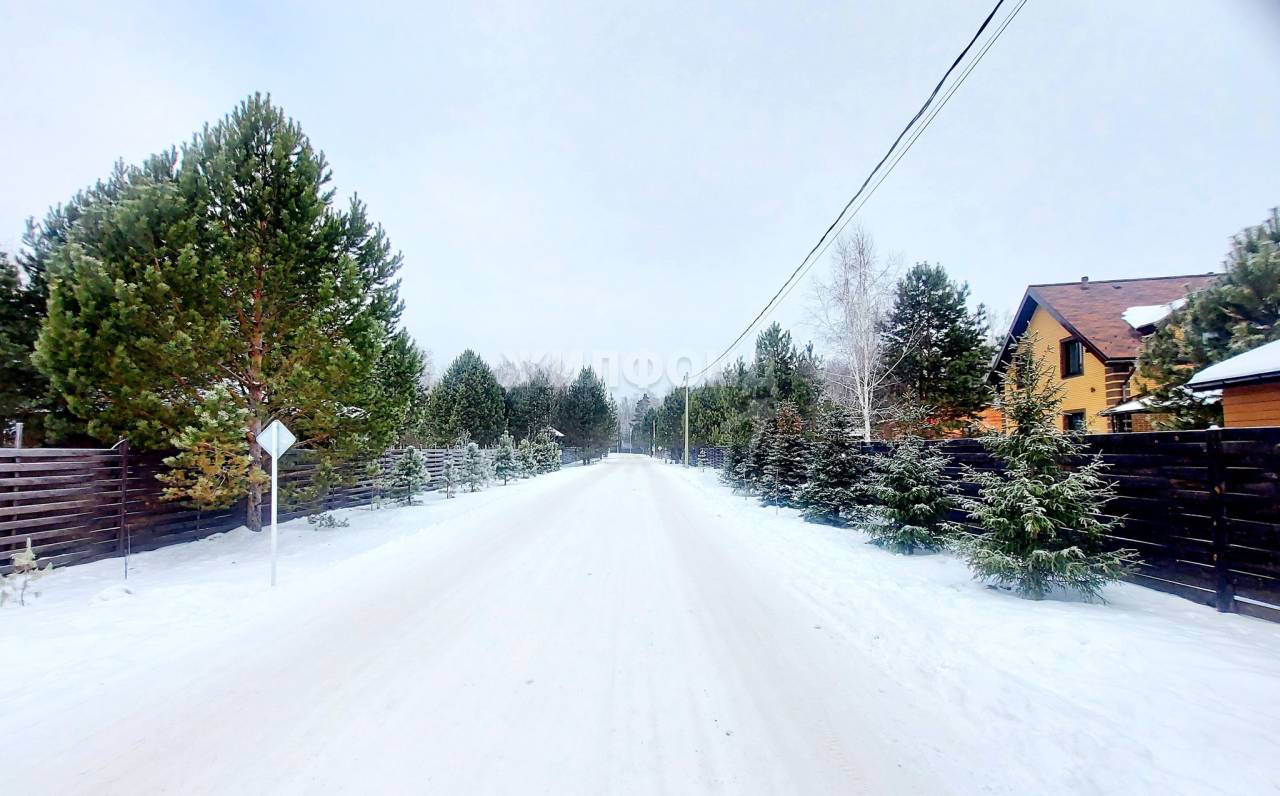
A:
[1187,339,1280,389]
[1100,389,1220,415]
[1122,299,1186,330]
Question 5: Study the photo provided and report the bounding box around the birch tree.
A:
[809,228,911,440]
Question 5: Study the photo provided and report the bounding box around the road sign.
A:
[260,419,296,460]
[260,419,296,587]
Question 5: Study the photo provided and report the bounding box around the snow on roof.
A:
[1099,389,1220,415]
[1121,298,1186,330]
[1187,339,1280,389]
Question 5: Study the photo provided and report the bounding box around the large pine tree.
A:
[505,369,558,441]
[34,95,414,529]
[0,252,44,436]
[881,262,993,433]
[555,367,614,462]
[423,349,507,446]
[956,332,1138,600]
[797,403,866,524]
[1139,208,1280,427]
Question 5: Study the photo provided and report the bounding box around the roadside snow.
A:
[670,464,1280,794]
[3,455,1278,794]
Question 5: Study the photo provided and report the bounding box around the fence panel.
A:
[675,429,1280,621]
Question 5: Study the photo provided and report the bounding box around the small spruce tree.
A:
[867,433,956,553]
[436,459,461,499]
[956,332,1138,600]
[721,441,748,488]
[517,437,538,478]
[492,432,519,484]
[390,447,429,504]
[1,538,51,607]
[533,431,561,473]
[462,442,491,492]
[761,402,808,507]
[737,419,773,493]
[797,403,867,525]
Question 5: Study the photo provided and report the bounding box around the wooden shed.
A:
[1187,340,1280,428]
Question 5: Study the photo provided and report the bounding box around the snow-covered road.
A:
[5,455,1280,794]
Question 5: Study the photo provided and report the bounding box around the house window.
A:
[1063,410,1087,433]
[1061,339,1084,377]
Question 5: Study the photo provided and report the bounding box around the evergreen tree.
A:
[881,262,994,433]
[867,434,956,553]
[533,430,562,473]
[761,402,809,507]
[492,431,519,484]
[505,369,558,441]
[423,350,507,446]
[555,367,613,462]
[956,333,1138,600]
[390,447,429,504]
[461,441,491,492]
[517,437,538,477]
[371,330,429,446]
[630,393,655,451]
[1139,208,1280,428]
[797,403,867,525]
[736,419,773,492]
[157,385,266,510]
[7,157,180,445]
[34,95,409,530]
[0,538,52,607]
[436,458,461,499]
[0,253,45,437]
[721,440,747,487]
[751,323,823,420]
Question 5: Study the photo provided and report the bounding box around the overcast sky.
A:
[2,0,1277,395]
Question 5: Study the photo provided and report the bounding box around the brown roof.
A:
[995,273,1221,369]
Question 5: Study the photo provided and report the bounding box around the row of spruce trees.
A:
[721,333,1138,601]
[379,430,564,506]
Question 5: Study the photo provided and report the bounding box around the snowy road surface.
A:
[5,455,1280,794]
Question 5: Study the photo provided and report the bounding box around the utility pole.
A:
[652,416,657,458]
[683,374,690,467]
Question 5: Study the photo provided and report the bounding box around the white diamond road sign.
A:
[260,419,296,459]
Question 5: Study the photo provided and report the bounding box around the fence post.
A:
[1206,429,1233,613]
[114,439,130,579]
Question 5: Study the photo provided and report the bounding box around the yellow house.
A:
[989,274,1219,434]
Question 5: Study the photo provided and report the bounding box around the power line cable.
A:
[692,0,1023,382]
[762,0,1029,319]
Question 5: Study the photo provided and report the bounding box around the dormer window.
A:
[1061,339,1084,378]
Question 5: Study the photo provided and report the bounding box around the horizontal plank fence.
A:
[678,428,1280,622]
[0,445,475,575]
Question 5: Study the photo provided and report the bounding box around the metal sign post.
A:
[259,419,296,586]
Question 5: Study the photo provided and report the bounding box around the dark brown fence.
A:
[683,428,1280,622]
[0,445,468,575]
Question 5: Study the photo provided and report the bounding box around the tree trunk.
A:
[246,413,264,531]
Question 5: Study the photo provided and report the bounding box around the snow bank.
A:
[669,465,1280,794]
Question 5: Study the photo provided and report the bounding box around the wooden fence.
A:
[0,445,471,575]
[680,428,1280,622]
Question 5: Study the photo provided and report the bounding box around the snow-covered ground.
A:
[3,455,1278,794]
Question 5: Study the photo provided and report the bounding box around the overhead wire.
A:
[690,0,1028,383]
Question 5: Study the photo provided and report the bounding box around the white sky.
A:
[2,0,1278,396]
